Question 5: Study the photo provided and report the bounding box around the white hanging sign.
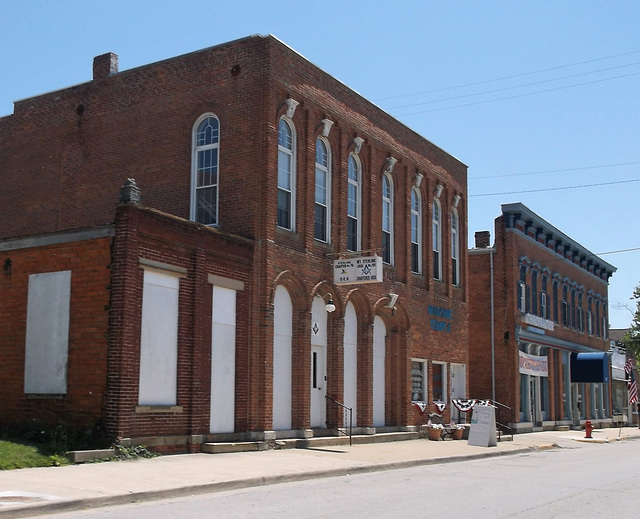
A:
[333,255,383,285]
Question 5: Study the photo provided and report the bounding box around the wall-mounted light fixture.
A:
[385,293,398,309]
[434,183,444,199]
[414,172,423,188]
[453,194,461,208]
[324,294,336,313]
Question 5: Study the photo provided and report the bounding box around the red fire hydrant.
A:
[585,420,594,439]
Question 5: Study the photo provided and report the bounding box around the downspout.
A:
[490,246,496,402]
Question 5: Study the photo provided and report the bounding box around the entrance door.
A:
[310,297,327,428]
[373,316,386,427]
[311,344,326,427]
[529,378,537,424]
[450,363,466,423]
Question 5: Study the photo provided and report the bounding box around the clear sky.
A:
[1,1,638,329]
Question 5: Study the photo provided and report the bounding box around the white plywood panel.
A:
[24,271,71,394]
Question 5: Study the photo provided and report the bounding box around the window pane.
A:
[315,204,327,241]
[278,119,292,149]
[197,117,219,146]
[197,185,217,225]
[277,190,291,228]
[347,217,358,251]
[411,361,424,402]
[278,150,291,189]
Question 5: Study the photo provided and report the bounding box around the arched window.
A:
[277,118,295,230]
[410,188,422,274]
[382,174,393,264]
[451,208,459,285]
[191,114,220,225]
[432,198,442,280]
[314,138,331,242]
[347,154,361,252]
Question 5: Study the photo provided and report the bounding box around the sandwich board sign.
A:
[333,255,383,285]
[468,405,497,447]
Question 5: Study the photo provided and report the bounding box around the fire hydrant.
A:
[585,420,594,439]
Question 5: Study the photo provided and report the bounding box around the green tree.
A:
[623,283,640,361]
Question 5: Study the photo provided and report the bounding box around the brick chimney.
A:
[93,52,118,80]
[474,231,491,248]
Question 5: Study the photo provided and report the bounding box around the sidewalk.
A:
[1,427,639,518]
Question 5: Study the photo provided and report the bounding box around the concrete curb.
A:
[0,445,545,519]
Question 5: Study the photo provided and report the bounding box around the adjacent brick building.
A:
[0,35,468,450]
[469,203,616,432]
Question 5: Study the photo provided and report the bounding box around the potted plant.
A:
[427,420,444,441]
[450,422,464,440]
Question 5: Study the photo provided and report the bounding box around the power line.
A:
[375,50,640,102]
[470,161,640,180]
[471,178,640,197]
[388,61,640,111]
[394,71,640,116]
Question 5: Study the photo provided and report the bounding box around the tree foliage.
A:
[622,283,640,361]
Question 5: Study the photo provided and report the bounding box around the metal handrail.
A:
[325,395,353,446]
[491,399,515,440]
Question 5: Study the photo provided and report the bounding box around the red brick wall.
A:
[0,237,112,429]
[1,34,470,438]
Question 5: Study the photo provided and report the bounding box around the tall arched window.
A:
[314,138,331,242]
[451,208,459,285]
[347,154,361,252]
[277,118,295,230]
[191,114,220,225]
[382,174,393,264]
[411,188,422,274]
[432,198,442,280]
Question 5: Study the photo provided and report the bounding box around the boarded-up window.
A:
[24,271,71,394]
[138,269,180,405]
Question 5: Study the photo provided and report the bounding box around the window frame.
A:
[191,114,220,226]
[451,207,460,286]
[432,198,442,281]
[347,153,362,252]
[410,188,422,274]
[411,359,427,403]
[277,117,296,231]
[382,173,394,264]
[314,137,331,243]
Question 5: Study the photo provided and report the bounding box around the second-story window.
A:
[531,270,538,315]
[552,279,559,323]
[561,284,569,326]
[314,138,331,242]
[432,198,442,280]
[577,292,584,332]
[587,296,594,335]
[451,208,460,286]
[541,275,548,319]
[347,154,361,252]
[277,118,295,230]
[518,265,527,313]
[192,114,220,225]
[382,174,393,264]
[411,188,422,274]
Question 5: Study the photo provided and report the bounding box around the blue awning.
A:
[570,352,610,383]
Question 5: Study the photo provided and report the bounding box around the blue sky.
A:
[1,1,638,329]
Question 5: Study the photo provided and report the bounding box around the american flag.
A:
[628,362,638,406]
[625,358,634,376]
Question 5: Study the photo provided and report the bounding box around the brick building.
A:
[469,203,616,432]
[0,35,468,451]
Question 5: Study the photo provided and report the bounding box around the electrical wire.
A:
[470,161,640,180]
[471,178,640,197]
[375,49,640,102]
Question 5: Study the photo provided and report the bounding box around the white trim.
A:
[277,117,296,231]
[190,113,220,225]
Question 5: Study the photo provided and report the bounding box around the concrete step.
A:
[202,441,267,454]
[202,430,421,454]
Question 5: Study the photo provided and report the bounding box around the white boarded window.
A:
[24,271,71,394]
[210,285,237,433]
[138,269,180,406]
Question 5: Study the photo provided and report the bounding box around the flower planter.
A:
[452,428,464,440]
[428,428,442,441]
